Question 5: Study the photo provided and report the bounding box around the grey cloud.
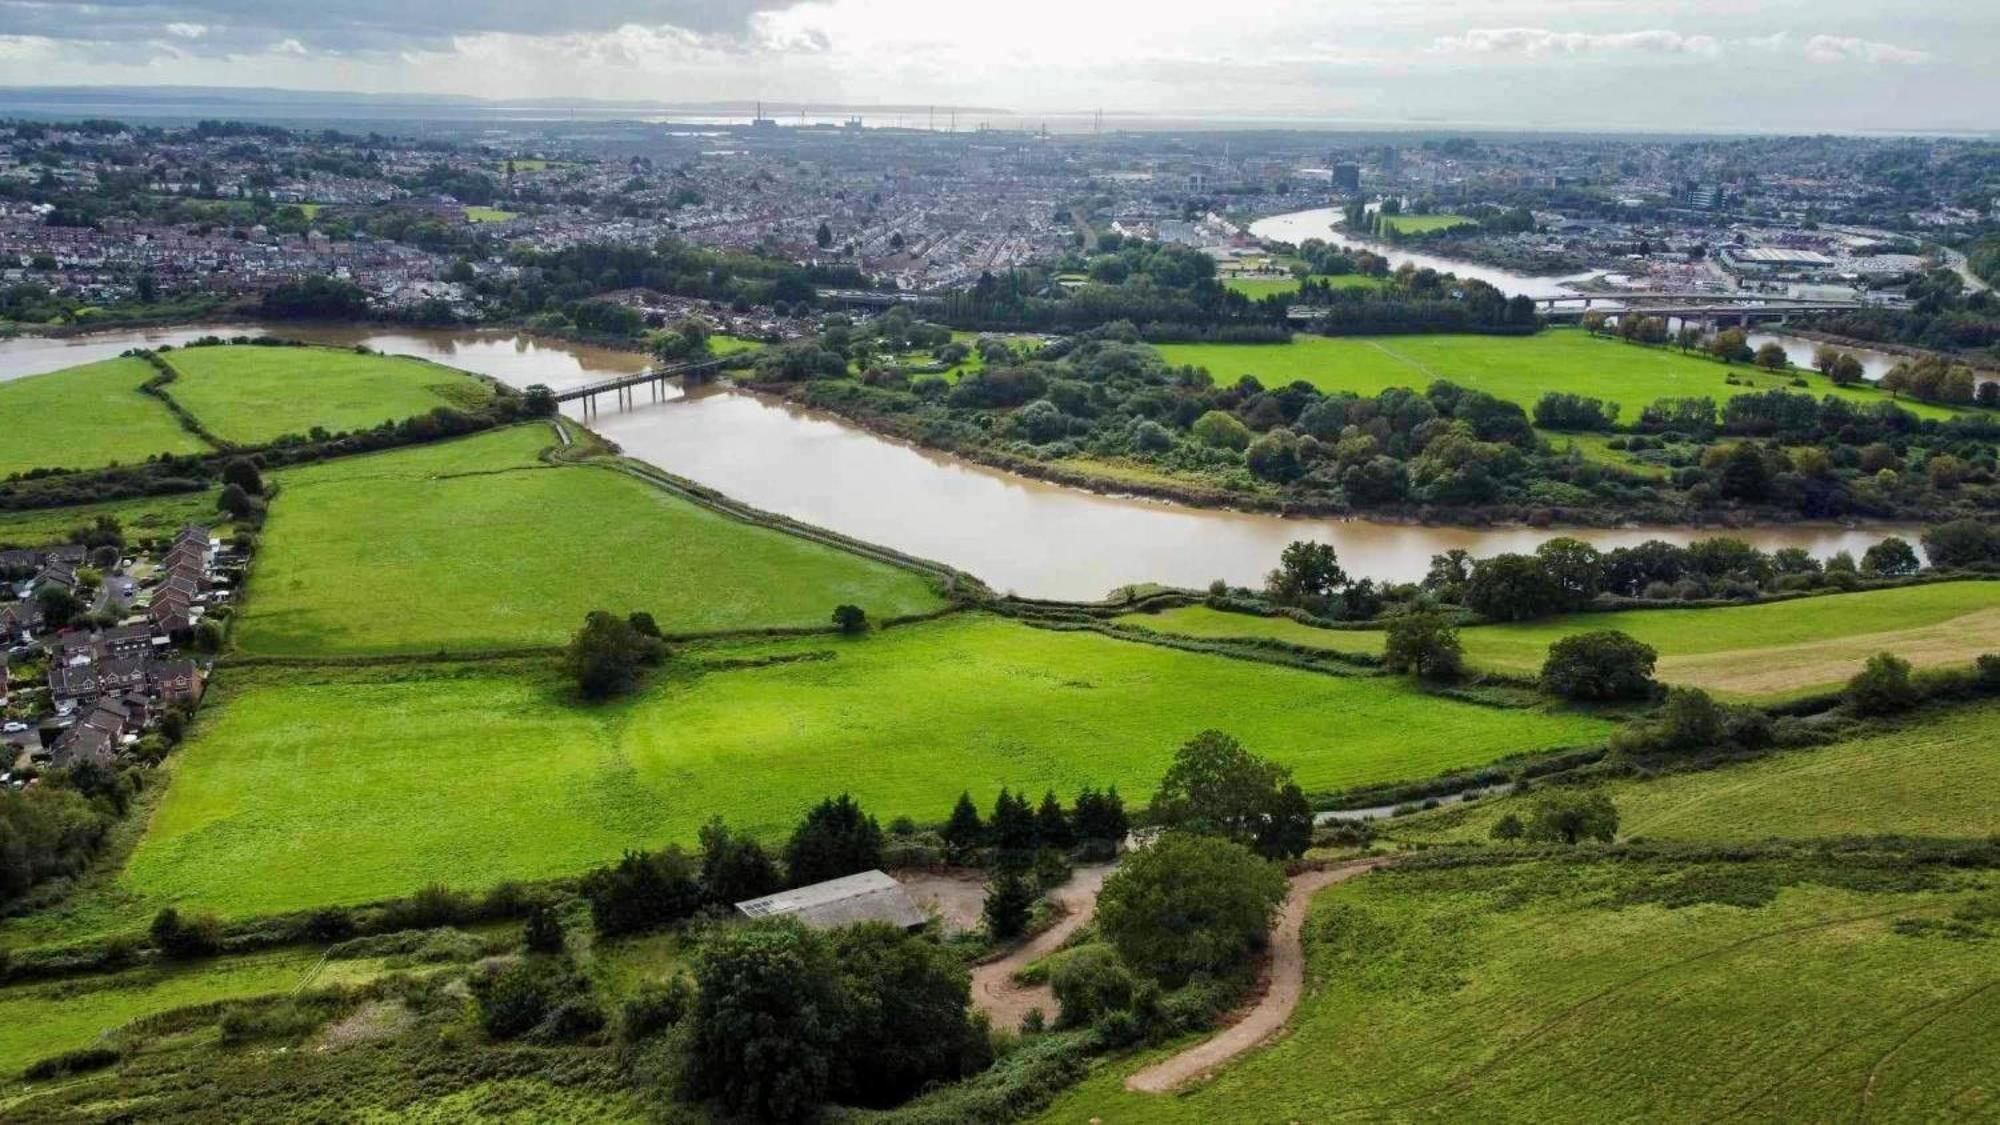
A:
[0,0,804,54]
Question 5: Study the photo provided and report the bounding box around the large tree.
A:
[1541,630,1658,701]
[1382,609,1463,681]
[1523,789,1619,845]
[1148,730,1313,859]
[1264,540,1347,613]
[1095,833,1287,985]
[564,610,664,700]
[784,794,884,886]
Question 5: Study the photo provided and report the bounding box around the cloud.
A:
[1431,28,1721,57]
[0,0,810,56]
[1800,34,1928,64]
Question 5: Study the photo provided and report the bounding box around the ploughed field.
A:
[159,344,494,444]
[1384,700,2000,846]
[229,424,947,656]
[1115,581,2000,699]
[1041,856,2000,1123]
[1153,329,1961,421]
[0,356,209,476]
[117,614,1609,920]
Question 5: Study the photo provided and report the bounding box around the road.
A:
[968,862,1114,1031]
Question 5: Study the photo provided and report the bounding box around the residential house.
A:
[51,723,115,770]
[0,600,41,643]
[148,659,201,702]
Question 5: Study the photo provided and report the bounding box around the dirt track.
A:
[969,863,1115,1031]
[1124,857,1390,1094]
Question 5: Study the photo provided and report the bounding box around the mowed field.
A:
[231,425,945,655]
[1042,860,2000,1123]
[1221,274,1383,299]
[1116,581,2000,699]
[1153,329,1961,420]
[122,615,1610,918]
[0,356,210,475]
[1387,700,2000,846]
[162,345,495,444]
[1381,212,1476,235]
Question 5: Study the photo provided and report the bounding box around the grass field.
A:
[121,615,1608,919]
[1380,212,1476,235]
[1117,583,2000,699]
[0,489,223,547]
[1387,700,2000,846]
[1153,329,1961,421]
[231,425,946,656]
[463,206,518,223]
[1221,274,1383,300]
[1042,859,2000,1123]
[0,945,397,1073]
[162,345,494,445]
[0,356,209,476]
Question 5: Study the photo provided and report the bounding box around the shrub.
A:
[1490,812,1525,841]
[1381,610,1463,681]
[581,847,702,936]
[832,604,868,634]
[1847,652,1918,716]
[22,1045,120,1081]
[1524,789,1619,845]
[471,957,583,1040]
[1540,630,1658,701]
[1095,833,1286,986]
[523,905,565,954]
[1050,946,1136,1028]
[620,976,695,1042]
[151,907,222,959]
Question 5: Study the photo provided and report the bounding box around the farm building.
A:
[734,870,927,931]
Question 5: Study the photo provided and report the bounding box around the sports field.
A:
[1388,700,2000,845]
[463,206,518,222]
[1153,329,1961,420]
[1381,212,1475,235]
[1042,859,2000,1123]
[161,345,495,444]
[1118,584,1999,699]
[231,424,946,656]
[1222,274,1383,299]
[122,615,1609,917]
[0,356,209,475]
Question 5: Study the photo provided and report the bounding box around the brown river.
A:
[0,322,1923,600]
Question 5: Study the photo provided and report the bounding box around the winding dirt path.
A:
[970,863,1115,1030]
[1124,857,1390,1094]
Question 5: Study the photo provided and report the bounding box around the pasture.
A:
[230,424,946,656]
[161,344,494,444]
[1380,212,1476,235]
[1221,274,1383,299]
[122,615,1609,918]
[1386,700,2000,845]
[1153,329,1961,420]
[0,489,222,547]
[0,356,209,476]
[1116,583,2000,699]
[1042,859,2000,1122]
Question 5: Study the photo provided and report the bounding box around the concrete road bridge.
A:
[554,357,731,416]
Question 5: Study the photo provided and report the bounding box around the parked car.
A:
[1,721,27,733]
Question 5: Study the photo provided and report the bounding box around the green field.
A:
[1118,584,2000,700]
[1043,859,2000,1122]
[1390,700,2000,846]
[1221,274,1383,300]
[0,489,223,547]
[0,357,209,476]
[162,345,494,444]
[122,614,1608,918]
[709,333,763,357]
[463,206,518,223]
[231,425,946,656]
[1153,329,1960,420]
[0,944,397,1073]
[1380,212,1476,235]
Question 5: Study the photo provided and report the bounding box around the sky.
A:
[0,0,1994,133]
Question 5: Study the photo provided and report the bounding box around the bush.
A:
[1540,630,1658,701]
[471,957,588,1040]
[1524,789,1619,845]
[523,905,565,954]
[151,907,222,959]
[1381,610,1463,681]
[22,1045,120,1081]
[1847,652,1918,715]
[1095,833,1286,986]
[1490,812,1525,841]
[1050,946,1136,1028]
[581,848,702,936]
[620,976,695,1042]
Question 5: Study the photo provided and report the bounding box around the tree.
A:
[626,611,662,639]
[1828,354,1865,386]
[1846,652,1917,715]
[785,794,883,886]
[523,905,565,953]
[831,604,868,634]
[1540,630,1658,701]
[1191,409,1251,450]
[522,383,558,416]
[1718,443,1771,502]
[1245,429,1303,482]
[1922,519,2000,569]
[1754,341,1788,370]
[581,847,703,935]
[1095,833,1287,985]
[217,482,257,520]
[942,792,985,862]
[1148,730,1313,859]
[151,907,221,958]
[1524,789,1619,845]
[564,610,663,699]
[1812,344,1840,375]
[34,585,81,630]
[220,458,263,495]
[815,220,833,249]
[1034,790,1072,850]
[1072,786,1127,848]
[1464,553,1564,621]
[989,788,1037,860]
[983,869,1035,940]
[1381,609,1463,681]
[1658,686,1725,751]
[1708,328,1751,364]
[699,817,782,906]
[1860,537,1920,577]
[1264,540,1346,612]
[826,923,991,1107]
[1535,537,1604,607]
[684,920,846,1121]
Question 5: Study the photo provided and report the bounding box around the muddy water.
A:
[0,325,1923,600]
